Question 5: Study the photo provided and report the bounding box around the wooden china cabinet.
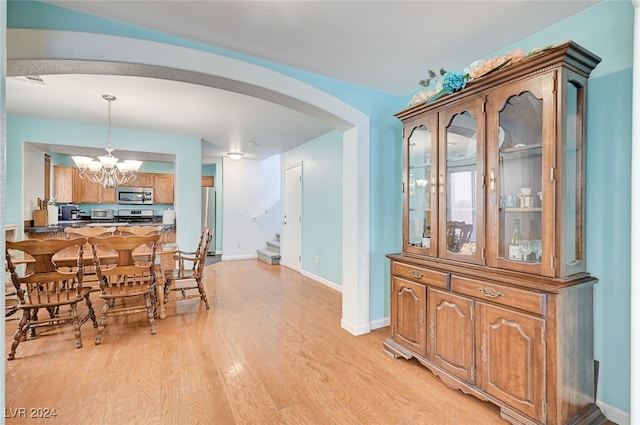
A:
[384,42,605,425]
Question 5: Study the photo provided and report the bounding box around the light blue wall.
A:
[6,0,634,415]
[6,115,203,250]
[282,130,343,284]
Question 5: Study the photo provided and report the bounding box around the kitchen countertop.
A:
[25,220,176,233]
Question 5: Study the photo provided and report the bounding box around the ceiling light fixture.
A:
[227,152,244,160]
[71,94,142,189]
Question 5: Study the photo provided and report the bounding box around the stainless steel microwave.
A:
[116,187,154,205]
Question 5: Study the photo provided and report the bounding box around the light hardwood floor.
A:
[5,259,514,424]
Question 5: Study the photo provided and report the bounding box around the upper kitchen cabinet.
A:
[76,175,116,204]
[53,165,78,203]
[153,173,174,204]
[53,165,115,204]
[201,175,215,187]
[118,172,174,203]
[118,172,154,188]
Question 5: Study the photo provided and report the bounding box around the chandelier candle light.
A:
[72,94,142,189]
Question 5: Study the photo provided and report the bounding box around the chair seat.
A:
[169,269,197,280]
[99,285,156,300]
[19,294,85,310]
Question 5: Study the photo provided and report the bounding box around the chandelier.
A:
[71,94,142,189]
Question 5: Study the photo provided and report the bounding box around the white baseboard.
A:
[370,317,390,330]
[221,253,257,261]
[300,270,342,293]
[341,318,371,336]
[597,400,629,425]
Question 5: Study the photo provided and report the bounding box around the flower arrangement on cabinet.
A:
[409,45,553,106]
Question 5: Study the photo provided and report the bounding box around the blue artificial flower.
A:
[442,72,468,93]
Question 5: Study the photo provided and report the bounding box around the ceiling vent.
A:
[25,75,45,84]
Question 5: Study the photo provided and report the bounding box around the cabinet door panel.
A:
[428,288,474,383]
[486,72,555,277]
[77,176,100,203]
[53,166,76,203]
[154,173,174,204]
[438,97,485,265]
[101,186,116,203]
[404,113,438,256]
[391,277,427,356]
[476,302,545,423]
[119,172,153,187]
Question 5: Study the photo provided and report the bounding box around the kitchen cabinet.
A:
[118,172,154,187]
[53,166,77,203]
[53,165,115,204]
[153,173,174,204]
[202,175,214,187]
[76,175,116,203]
[384,42,604,424]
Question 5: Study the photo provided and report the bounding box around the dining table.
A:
[9,241,178,320]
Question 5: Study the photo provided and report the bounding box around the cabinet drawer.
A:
[393,263,448,289]
[451,276,546,316]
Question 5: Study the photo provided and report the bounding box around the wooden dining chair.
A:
[88,234,160,345]
[117,225,162,237]
[64,226,117,238]
[64,226,117,289]
[164,228,213,310]
[5,237,97,360]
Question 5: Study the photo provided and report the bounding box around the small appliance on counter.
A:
[59,204,80,221]
[117,208,155,223]
[90,209,115,220]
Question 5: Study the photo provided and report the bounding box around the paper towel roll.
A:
[48,205,59,225]
[162,209,175,225]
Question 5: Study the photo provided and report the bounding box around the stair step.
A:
[257,248,281,265]
[266,240,280,251]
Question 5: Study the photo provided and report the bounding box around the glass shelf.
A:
[500,143,543,158]
[502,207,542,213]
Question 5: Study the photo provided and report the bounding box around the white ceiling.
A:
[6,0,600,162]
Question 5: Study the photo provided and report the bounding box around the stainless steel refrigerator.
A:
[201,187,216,254]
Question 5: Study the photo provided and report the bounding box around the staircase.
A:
[257,234,281,265]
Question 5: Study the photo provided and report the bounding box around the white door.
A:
[281,164,302,271]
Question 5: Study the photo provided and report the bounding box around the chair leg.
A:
[95,301,111,345]
[144,293,157,335]
[83,293,98,328]
[70,302,83,349]
[29,309,39,337]
[7,309,30,360]
[197,278,210,309]
[163,278,171,304]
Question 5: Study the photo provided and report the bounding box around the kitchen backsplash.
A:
[58,203,174,216]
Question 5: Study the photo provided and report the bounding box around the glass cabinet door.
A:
[404,115,438,256]
[438,97,484,264]
[486,73,554,276]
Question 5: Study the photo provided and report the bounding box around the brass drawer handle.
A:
[478,287,504,298]
[409,270,424,279]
